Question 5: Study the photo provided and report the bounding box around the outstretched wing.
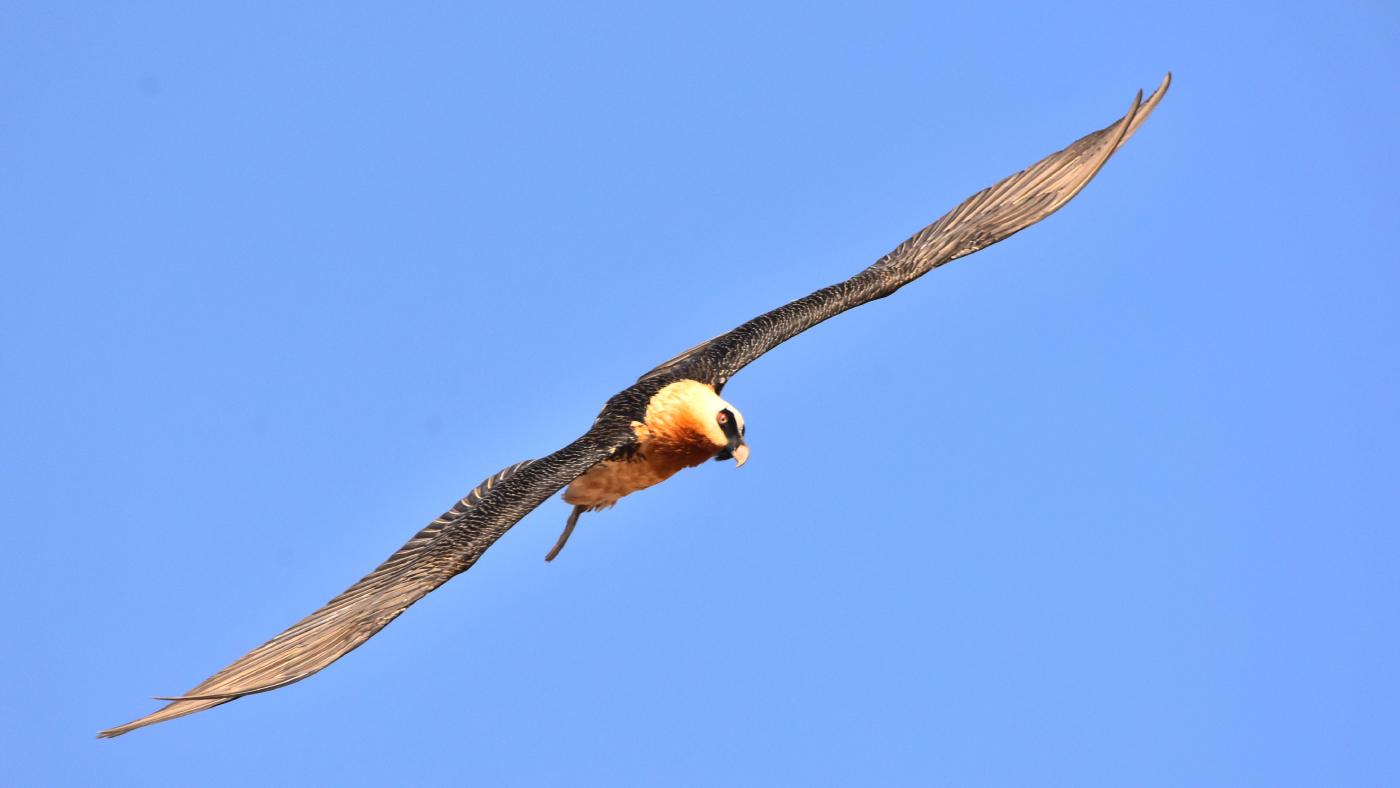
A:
[99,436,614,737]
[642,74,1170,387]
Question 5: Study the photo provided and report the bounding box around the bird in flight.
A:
[100,75,1170,738]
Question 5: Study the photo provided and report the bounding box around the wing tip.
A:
[97,716,149,739]
[1121,72,1172,144]
[96,721,148,738]
[96,712,171,739]
[100,695,238,739]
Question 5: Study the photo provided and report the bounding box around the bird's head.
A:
[709,401,748,468]
[646,379,749,467]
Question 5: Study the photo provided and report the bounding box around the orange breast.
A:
[563,417,715,510]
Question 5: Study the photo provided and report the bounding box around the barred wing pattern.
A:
[647,74,1170,386]
[100,459,547,737]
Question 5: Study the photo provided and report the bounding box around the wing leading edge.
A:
[643,74,1170,387]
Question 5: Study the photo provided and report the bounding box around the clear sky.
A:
[4,2,1398,786]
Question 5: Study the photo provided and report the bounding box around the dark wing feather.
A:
[642,74,1170,386]
[99,436,614,738]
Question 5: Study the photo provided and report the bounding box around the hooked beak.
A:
[731,442,749,468]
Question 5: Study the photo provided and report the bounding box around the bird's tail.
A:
[545,505,587,562]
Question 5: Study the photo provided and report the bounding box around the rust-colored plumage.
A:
[101,75,1169,738]
[564,380,745,511]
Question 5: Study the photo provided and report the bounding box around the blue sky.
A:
[4,2,1398,785]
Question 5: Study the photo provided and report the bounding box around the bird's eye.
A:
[716,411,729,425]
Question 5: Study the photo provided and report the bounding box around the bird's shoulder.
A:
[594,373,719,438]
